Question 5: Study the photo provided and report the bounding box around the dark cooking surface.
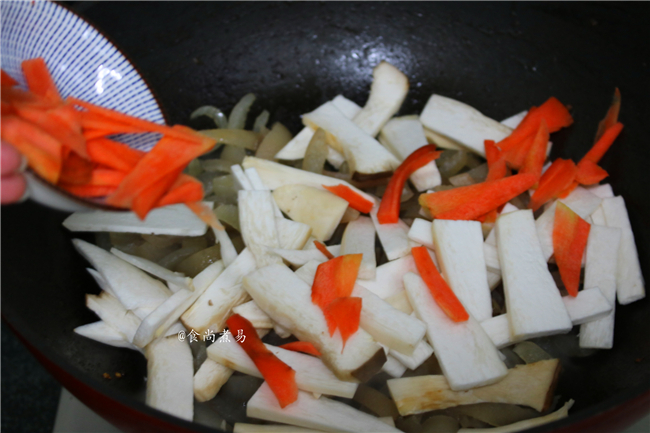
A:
[2,2,649,432]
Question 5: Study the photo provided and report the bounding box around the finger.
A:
[1,173,28,204]
[1,141,26,175]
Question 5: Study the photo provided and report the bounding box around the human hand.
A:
[1,141,28,204]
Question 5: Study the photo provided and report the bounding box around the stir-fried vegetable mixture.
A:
[7,58,644,432]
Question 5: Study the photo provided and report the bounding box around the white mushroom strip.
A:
[86,268,116,298]
[379,116,442,191]
[62,203,208,236]
[303,102,400,175]
[272,248,330,268]
[407,218,435,250]
[403,273,507,391]
[193,358,234,402]
[483,243,501,273]
[73,239,171,311]
[181,248,257,335]
[535,187,602,261]
[432,219,493,322]
[423,127,466,151]
[274,95,361,167]
[419,94,512,157]
[239,190,283,267]
[295,260,426,356]
[231,164,254,191]
[247,382,400,433]
[234,424,321,433]
[585,183,614,199]
[369,204,412,261]
[357,254,419,299]
[457,400,574,433]
[133,262,226,348]
[388,359,561,416]
[242,264,385,382]
[352,61,409,137]
[483,288,613,349]
[383,290,413,315]
[497,210,572,340]
[389,333,435,370]
[340,216,377,280]
[600,196,645,304]
[241,156,375,203]
[580,225,621,349]
[110,248,191,288]
[74,320,140,351]
[207,338,358,398]
[273,184,348,242]
[146,336,194,422]
[232,300,274,329]
[275,218,312,250]
[382,353,408,378]
[484,203,519,247]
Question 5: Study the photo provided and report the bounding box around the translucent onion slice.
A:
[446,403,539,427]
[221,145,247,164]
[190,105,228,129]
[436,150,468,179]
[215,204,241,231]
[202,159,233,174]
[512,342,553,364]
[255,122,292,160]
[212,174,239,205]
[228,93,256,129]
[421,415,459,433]
[158,242,207,270]
[302,128,328,174]
[353,385,400,419]
[253,110,270,133]
[175,245,222,277]
[199,129,260,150]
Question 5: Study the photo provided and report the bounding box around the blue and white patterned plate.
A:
[1,1,165,210]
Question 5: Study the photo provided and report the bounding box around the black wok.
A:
[2,2,649,432]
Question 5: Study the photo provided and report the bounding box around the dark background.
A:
[2,2,649,432]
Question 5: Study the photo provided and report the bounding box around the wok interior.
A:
[3,2,649,431]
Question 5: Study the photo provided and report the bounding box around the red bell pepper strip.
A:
[322,184,374,214]
[580,122,624,165]
[411,246,469,322]
[88,168,127,187]
[131,169,183,220]
[86,138,145,172]
[313,240,335,260]
[226,314,298,408]
[59,151,95,185]
[59,183,117,197]
[21,58,62,104]
[419,173,536,221]
[498,97,573,153]
[156,174,204,207]
[311,254,362,309]
[323,296,362,349]
[105,135,214,210]
[503,133,535,170]
[594,88,620,143]
[528,159,578,212]
[279,341,321,357]
[575,160,608,186]
[484,140,507,182]
[1,69,18,87]
[0,116,62,183]
[553,202,591,297]
[377,145,442,224]
[520,120,550,182]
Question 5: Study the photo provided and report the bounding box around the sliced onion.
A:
[436,150,468,179]
[133,241,180,263]
[199,129,260,150]
[175,245,222,277]
[458,414,492,429]
[212,174,239,205]
[228,93,256,129]
[253,110,270,133]
[255,122,292,160]
[395,416,423,433]
[449,172,476,187]
[421,415,459,433]
[468,163,489,182]
[446,403,540,427]
[302,128,328,174]
[353,385,400,418]
[433,184,456,193]
[190,105,228,129]
[513,341,553,364]
[186,158,203,177]
[182,236,208,251]
[158,243,207,270]
[215,204,240,231]
[141,234,183,249]
[500,347,525,369]
[220,145,247,164]
[201,159,233,174]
